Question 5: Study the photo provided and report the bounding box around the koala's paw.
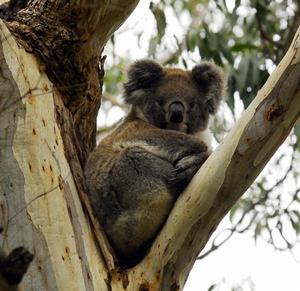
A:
[168,152,209,185]
[2,247,34,285]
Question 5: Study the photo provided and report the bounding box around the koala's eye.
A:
[155,100,164,107]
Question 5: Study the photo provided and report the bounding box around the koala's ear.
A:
[192,62,226,114]
[123,59,163,104]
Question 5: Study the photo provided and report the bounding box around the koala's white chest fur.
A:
[193,128,213,153]
[133,106,213,153]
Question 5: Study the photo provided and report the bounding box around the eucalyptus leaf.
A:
[231,43,259,52]
[294,119,300,151]
[150,3,167,44]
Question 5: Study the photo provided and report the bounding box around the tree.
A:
[0,1,299,291]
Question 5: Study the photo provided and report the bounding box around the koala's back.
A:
[84,119,175,264]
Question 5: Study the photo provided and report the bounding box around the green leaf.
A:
[150,2,167,44]
[182,57,188,69]
[186,31,199,52]
[227,74,236,111]
[233,0,241,13]
[251,57,259,86]
[231,43,259,52]
[236,55,250,95]
[207,284,217,291]
[148,36,158,57]
[220,41,233,64]
[294,119,300,151]
[229,201,240,222]
[254,222,262,243]
[216,1,227,13]
[289,210,300,234]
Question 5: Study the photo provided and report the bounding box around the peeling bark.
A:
[0,0,139,161]
[0,0,299,290]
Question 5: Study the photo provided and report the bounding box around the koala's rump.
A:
[105,145,175,261]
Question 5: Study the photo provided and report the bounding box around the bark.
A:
[0,18,108,289]
[0,0,138,290]
[0,0,299,290]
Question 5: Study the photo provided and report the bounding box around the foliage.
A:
[105,0,299,110]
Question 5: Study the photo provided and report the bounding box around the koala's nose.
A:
[168,101,185,123]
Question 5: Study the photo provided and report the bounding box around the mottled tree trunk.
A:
[0,0,299,290]
[0,1,137,290]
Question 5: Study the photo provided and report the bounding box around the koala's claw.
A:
[170,167,183,175]
[168,176,178,182]
[168,152,209,185]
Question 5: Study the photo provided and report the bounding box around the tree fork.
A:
[0,0,299,290]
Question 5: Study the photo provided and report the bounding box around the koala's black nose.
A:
[168,102,184,123]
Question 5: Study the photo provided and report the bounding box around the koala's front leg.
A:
[168,152,209,185]
[134,127,208,164]
[131,126,210,196]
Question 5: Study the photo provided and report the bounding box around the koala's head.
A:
[123,59,225,134]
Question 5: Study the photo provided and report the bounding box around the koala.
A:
[84,59,225,266]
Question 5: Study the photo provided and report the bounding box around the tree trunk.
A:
[0,1,299,290]
[0,0,138,290]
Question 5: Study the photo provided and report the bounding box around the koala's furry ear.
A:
[192,62,226,114]
[123,59,163,104]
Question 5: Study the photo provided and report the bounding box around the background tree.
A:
[0,0,299,290]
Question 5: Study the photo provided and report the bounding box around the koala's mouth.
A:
[166,122,187,132]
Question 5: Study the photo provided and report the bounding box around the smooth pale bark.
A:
[0,0,299,290]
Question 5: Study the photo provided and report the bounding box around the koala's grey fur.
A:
[84,59,225,266]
